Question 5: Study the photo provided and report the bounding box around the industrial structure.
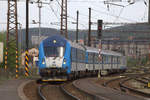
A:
[88,23,150,59]
[5,0,19,78]
[2,0,150,78]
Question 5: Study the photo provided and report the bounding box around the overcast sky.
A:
[0,0,148,31]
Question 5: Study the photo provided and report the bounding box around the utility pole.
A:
[18,23,22,69]
[88,8,91,47]
[61,0,68,38]
[76,10,79,43]
[84,34,86,45]
[148,0,150,24]
[25,0,29,77]
[37,0,42,44]
[5,0,19,78]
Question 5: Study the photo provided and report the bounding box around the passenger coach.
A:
[36,35,126,81]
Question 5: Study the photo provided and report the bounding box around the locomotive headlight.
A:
[63,59,66,64]
[53,40,56,43]
[42,61,45,64]
[63,61,66,64]
[42,59,45,64]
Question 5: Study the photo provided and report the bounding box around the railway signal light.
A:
[97,20,103,39]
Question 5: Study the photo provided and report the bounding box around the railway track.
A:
[37,82,83,100]
[103,72,150,98]
[38,84,47,100]
[103,76,127,91]
[73,78,144,100]
[119,78,150,98]
[60,83,80,100]
[25,69,150,100]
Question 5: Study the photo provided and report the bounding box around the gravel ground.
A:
[23,81,41,100]
[23,81,72,100]
[23,80,94,100]
[95,77,148,99]
[96,77,130,91]
[123,79,150,99]
[95,76,122,85]
[42,84,73,100]
[74,78,144,100]
[95,78,107,85]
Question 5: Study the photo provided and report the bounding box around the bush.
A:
[127,54,150,67]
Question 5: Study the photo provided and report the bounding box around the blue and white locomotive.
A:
[36,35,126,81]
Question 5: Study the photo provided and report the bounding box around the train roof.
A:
[42,35,85,50]
[42,35,122,56]
[86,46,122,56]
[42,35,67,47]
[69,41,85,50]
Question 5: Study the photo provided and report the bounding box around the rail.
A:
[38,84,47,100]
[73,80,100,100]
[119,78,150,98]
[60,84,80,100]
[38,82,80,100]
[103,76,126,87]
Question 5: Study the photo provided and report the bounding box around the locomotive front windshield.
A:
[44,46,65,57]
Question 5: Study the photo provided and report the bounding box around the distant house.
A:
[101,23,150,58]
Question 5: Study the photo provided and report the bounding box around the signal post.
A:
[25,0,29,77]
[97,20,103,78]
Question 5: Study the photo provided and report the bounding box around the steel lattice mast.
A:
[5,0,19,78]
[60,0,68,38]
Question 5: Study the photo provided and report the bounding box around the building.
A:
[90,23,150,58]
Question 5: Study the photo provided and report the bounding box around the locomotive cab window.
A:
[44,46,65,57]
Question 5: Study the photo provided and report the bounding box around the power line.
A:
[48,4,60,20]
[91,8,138,22]
[113,7,125,22]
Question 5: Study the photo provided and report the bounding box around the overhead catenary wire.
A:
[113,6,125,22]
[55,0,88,29]
[48,4,60,21]
[91,8,138,22]
[0,0,146,31]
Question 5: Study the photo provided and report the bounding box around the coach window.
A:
[95,54,99,64]
[88,52,90,63]
[114,56,116,63]
[115,57,117,63]
[81,50,84,62]
[117,57,119,64]
[77,49,80,62]
[88,52,92,64]
[111,56,114,64]
[118,57,120,64]
[79,50,82,62]
[108,56,111,64]
[106,56,109,64]
[71,47,76,61]
[81,50,85,62]
[103,55,106,64]
[113,56,115,63]
[59,47,64,57]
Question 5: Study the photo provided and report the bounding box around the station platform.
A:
[0,79,29,100]
[74,78,146,100]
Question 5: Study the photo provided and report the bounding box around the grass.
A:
[0,31,19,69]
[127,55,150,68]
[0,32,5,68]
